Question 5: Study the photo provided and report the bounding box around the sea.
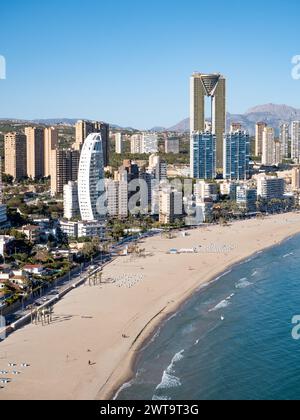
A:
[116,233,300,401]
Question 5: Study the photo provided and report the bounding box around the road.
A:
[2,253,111,325]
[1,229,164,327]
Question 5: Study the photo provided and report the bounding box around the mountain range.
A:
[1,104,300,135]
[165,104,300,135]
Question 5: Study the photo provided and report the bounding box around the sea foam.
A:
[209,299,231,312]
[155,350,184,391]
[235,278,252,289]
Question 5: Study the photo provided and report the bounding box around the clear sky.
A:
[1,0,300,129]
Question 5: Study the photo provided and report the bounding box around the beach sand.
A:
[0,213,300,400]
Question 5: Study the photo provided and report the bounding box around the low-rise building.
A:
[257,176,285,200]
[59,220,79,238]
[236,186,258,213]
[0,270,29,290]
[20,225,41,243]
[194,181,219,202]
[78,221,106,239]
[23,265,44,275]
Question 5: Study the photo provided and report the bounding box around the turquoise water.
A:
[116,234,300,401]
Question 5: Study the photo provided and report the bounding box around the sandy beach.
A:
[0,213,300,400]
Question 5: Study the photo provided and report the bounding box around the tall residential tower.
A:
[25,127,45,179]
[4,133,27,180]
[190,72,226,174]
[78,133,105,221]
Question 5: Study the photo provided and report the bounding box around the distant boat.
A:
[221,316,225,321]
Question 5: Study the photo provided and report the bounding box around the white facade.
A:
[78,133,104,221]
[257,176,285,200]
[292,168,300,190]
[262,127,276,166]
[115,132,124,154]
[64,181,79,220]
[194,181,218,203]
[78,221,106,239]
[280,123,289,158]
[59,220,79,238]
[105,177,128,219]
[0,235,14,257]
[291,121,300,162]
[142,133,158,154]
[130,134,143,154]
[148,155,167,182]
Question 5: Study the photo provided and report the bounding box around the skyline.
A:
[1,0,300,129]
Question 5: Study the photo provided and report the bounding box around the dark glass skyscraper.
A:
[223,131,250,181]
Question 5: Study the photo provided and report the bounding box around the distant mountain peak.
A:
[245,103,300,118]
[166,103,300,135]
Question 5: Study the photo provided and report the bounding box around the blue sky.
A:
[0,0,300,128]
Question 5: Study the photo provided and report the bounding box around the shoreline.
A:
[100,231,298,401]
[1,213,300,400]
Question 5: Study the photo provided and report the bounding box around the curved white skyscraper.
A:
[78,133,104,221]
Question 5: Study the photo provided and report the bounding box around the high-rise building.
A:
[191,132,216,180]
[115,132,124,154]
[141,133,158,154]
[25,127,45,179]
[280,123,289,159]
[50,149,80,196]
[274,140,283,166]
[262,127,275,166]
[78,133,104,221]
[74,120,95,151]
[292,167,300,191]
[255,122,267,157]
[0,158,7,225]
[223,131,250,181]
[159,186,183,225]
[105,177,128,219]
[190,73,226,169]
[130,134,143,154]
[165,136,180,154]
[75,120,110,166]
[4,132,27,180]
[95,122,110,167]
[44,127,58,177]
[63,181,80,220]
[291,121,300,162]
